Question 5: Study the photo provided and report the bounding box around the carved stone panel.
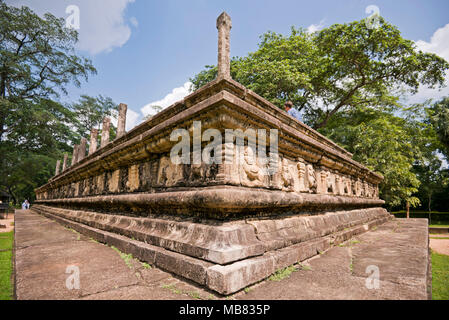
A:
[109,170,120,193]
[306,164,317,193]
[157,156,183,187]
[280,158,294,192]
[239,146,265,188]
[127,164,140,192]
[296,159,307,193]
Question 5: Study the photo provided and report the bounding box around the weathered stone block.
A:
[206,255,276,295]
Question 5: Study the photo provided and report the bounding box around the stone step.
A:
[31,207,392,295]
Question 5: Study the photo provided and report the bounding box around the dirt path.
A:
[0,216,14,233]
[430,237,449,256]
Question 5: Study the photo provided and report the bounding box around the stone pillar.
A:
[62,153,68,171]
[78,137,87,162]
[116,103,128,139]
[71,145,79,166]
[101,117,111,148]
[216,12,232,79]
[55,160,61,176]
[89,128,98,155]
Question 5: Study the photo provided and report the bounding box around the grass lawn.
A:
[432,251,449,300]
[430,225,449,228]
[0,231,13,300]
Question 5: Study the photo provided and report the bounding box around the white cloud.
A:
[125,109,140,131]
[307,19,325,34]
[110,107,140,132]
[141,82,193,118]
[6,0,135,55]
[130,16,138,28]
[416,24,449,61]
[410,23,449,103]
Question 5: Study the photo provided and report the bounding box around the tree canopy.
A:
[191,18,448,130]
[0,1,101,204]
[191,17,449,209]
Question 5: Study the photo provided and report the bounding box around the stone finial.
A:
[78,138,87,162]
[116,103,128,139]
[101,117,111,148]
[62,153,68,171]
[71,144,79,166]
[216,12,232,79]
[89,128,98,155]
[55,160,61,176]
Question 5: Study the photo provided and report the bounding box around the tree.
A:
[427,96,449,159]
[413,158,446,220]
[0,1,96,141]
[143,105,163,120]
[320,108,422,208]
[0,1,96,203]
[71,95,117,137]
[191,18,449,130]
[0,98,77,204]
[191,16,449,209]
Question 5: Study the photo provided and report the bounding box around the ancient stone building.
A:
[32,12,391,295]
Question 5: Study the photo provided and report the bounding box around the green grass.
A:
[432,251,449,300]
[0,231,14,300]
[430,225,449,228]
[269,265,298,281]
[111,246,134,269]
[161,283,182,295]
[298,263,312,271]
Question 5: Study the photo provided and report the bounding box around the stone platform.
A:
[32,12,392,296]
[15,210,430,300]
[31,204,392,294]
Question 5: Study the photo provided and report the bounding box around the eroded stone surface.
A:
[31,206,392,294]
[16,211,429,299]
[32,204,389,266]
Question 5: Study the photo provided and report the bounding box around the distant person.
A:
[285,101,302,122]
[21,201,27,210]
[24,199,30,210]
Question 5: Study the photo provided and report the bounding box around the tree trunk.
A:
[428,194,432,225]
[406,201,410,219]
[7,186,16,206]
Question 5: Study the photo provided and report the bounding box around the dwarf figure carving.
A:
[158,156,183,186]
[297,159,307,192]
[368,183,374,198]
[355,179,362,197]
[320,170,328,194]
[306,164,317,193]
[351,179,357,196]
[281,158,294,191]
[242,146,261,182]
[326,171,334,194]
[342,177,351,195]
[363,182,369,198]
[335,175,342,195]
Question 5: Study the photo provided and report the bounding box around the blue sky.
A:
[7,0,449,130]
